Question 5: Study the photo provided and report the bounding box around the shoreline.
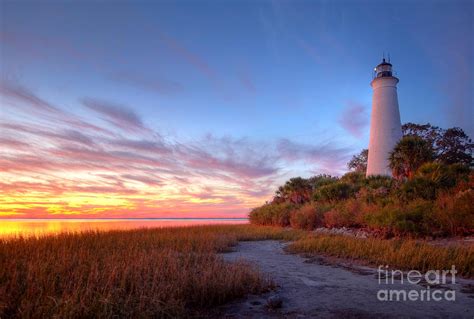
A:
[219,240,474,318]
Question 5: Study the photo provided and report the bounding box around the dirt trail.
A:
[219,241,474,318]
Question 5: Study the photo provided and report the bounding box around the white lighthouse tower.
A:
[366,58,402,177]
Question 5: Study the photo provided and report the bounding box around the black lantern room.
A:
[374,58,393,78]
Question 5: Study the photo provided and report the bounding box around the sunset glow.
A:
[1,1,471,219]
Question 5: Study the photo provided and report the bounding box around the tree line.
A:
[250,123,473,238]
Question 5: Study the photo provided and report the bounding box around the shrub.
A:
[340,171,366,185]
[308,174,338,190]
[416,162,470,189]
[356,186,393,205]
[323,199,363,228]
[399,177,438,201]
[434,189,474,236]
[365,200,434,237]
[290,203,323,230]
[389,135,435,180]
[446,163,471,185]
[249,203,294,227]
[416,162,451,186]
[314,182,353,202]
[365,175,393,189]
[274,177,313,204]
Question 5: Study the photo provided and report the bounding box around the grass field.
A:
[1,224,472,318]
[0,225,302,318]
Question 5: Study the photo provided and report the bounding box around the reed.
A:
[288,234,474,277]
[0,225,297,318]
[2,224,470,318]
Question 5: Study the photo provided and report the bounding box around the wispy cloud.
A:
[109,72,183,95]
[277,138,352,174]
[0,80,60,114]
[82,98,146,132]
[1,81,356,218]
[121,174,163,187]
[338,101,369,138]
[108,138,171,154]
[157,32,217,80]
[237,68,257,95]
[0,79,114,136]
[296,38,324,65]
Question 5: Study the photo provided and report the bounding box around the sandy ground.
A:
[217,241,474,318]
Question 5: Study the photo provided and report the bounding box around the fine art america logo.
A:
[377,265,457,302]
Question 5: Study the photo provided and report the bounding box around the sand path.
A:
[219,240,474,318]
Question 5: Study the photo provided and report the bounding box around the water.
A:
[0,218,248,238]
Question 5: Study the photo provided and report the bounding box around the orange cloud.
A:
[0,79,353,218]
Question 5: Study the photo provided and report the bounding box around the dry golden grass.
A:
[288,234,474,277]
[0,225,301,318]
[2,224,470,318]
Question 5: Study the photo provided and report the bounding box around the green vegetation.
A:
[389,136,434,180]
[0,225,303,318]
[250,123,473,238]
[250,167,473,237]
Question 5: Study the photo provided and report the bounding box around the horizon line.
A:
[0,217,249,220]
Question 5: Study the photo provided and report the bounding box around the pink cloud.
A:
[0,80,60,114]
[1,82,358,218]
[0,137,30,149]
[0,80,115,136]
[277,138,352,175]
[338,101,369,138]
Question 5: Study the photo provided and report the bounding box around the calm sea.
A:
[0,218,248,238]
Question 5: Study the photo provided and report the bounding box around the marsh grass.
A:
[0,225,300,318]
[1,224,471,318]
[288,234,474,277]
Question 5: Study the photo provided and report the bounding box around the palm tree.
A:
[275,177,312,204]
[389,136,434,180]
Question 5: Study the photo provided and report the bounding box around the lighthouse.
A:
[366,58,402,177]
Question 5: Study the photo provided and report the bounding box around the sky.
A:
[0,0,472,218]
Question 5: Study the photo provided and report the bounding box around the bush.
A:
[249,164,472,238]
[356,186,392,205]
[399,177,438,201]
[416,162,470,189]
[365,200,434,237]
[290,203,323,230]
[308,174,338,190]
[366,175,393,189]
[323,199,363,228]
[416,162,451,186]
[434,189,474,236]
[340,171,366,185]
[314,182,353,202]
[249,203,294,227]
